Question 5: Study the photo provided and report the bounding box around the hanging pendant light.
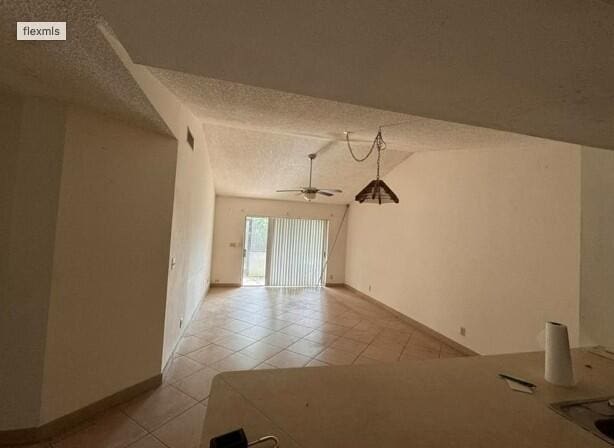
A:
[346,128,400,204]
[355,179,399,204]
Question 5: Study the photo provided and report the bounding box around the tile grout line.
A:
[397,329,415,361]
[128,383,201,428]
[213,376,308,448]
[119,411,162,448]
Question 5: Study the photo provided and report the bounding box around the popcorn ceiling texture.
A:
[0,1,593,204]
[202,124,411,204]
[100,0,614,150]
[149,67,580,153]
[149,67,578,204]
[0,0,169,134]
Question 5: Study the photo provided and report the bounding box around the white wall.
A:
[0,95,66,429]
[345,144,582,355]
[212,196,348,285]
[38,107,177,423]
[1,90,215,427]
[162,118,216,364]
[580,147,614,348]
[100,28,218,365]
[3,30,219,427]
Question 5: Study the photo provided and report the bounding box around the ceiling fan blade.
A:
[276,189,304,192]
[317,191,334,197]
[318,189,343,193]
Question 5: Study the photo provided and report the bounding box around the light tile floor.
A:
[22,286,466,448]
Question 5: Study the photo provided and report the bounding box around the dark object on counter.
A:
[210,428,248,448]
[498,373,537,389]
[210,428,279,448]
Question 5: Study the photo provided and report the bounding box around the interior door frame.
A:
[241,215,271,287]
[240,215,249,286]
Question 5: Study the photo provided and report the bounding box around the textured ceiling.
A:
[203,124,411,203]
[148,67,574,204]
[100,0,614,150]
[0,2,597,205]
[151,67,566,153]
[151,67,415,203]
[0,0,168,134]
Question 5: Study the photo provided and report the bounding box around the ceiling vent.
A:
[186,128,194,150]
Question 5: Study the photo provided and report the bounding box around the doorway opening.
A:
[242,216,328,287]
[242,216,268,286]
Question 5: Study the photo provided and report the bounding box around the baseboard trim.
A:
[342,284,479,357]
[0,374,161,446]
[162,283,212,372]
[325,282,345,287]
[2,284,215,445]
[211,283,241,288]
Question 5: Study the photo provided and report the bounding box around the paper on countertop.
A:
[504,379,534,394]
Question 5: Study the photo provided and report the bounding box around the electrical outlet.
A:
[330,274,334,280]
[460,326,466,336]
[368,285,372,292]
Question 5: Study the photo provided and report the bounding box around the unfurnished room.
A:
[1,1,614,447]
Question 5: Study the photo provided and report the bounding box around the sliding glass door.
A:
[242,216,328,287]
[267,217,328,287]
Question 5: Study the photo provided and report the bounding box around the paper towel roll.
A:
[544,321,575,386]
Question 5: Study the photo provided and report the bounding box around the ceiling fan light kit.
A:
[276,153,342,202]
[303,191,317,201]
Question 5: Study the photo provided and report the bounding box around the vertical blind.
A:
[267,217,328,287]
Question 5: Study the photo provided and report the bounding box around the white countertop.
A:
[202,350,614,447]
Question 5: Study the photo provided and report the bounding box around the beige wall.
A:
[3,30,218,427]
[37,107,177,423]
[345,144,582,355]
[162,118,216,364]
[0,95,67,429]
[580,147,614,348]
[1,91,213,427]
[212,196,348,285]
[100,29,218,365]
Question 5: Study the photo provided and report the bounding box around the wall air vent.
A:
[187,128,194,150]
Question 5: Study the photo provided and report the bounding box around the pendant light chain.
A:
[349,126,400,204]
[345,131,375,162]
[345,127,386,179]
[376,142,382,180]
[345,127,387,163]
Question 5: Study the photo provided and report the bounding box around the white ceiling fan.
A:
[276,153,342,201]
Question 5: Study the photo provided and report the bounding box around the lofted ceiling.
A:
[1,1,606,204]
[101,0,614,150]
[147,67,576,203]
[202,124,410,203]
